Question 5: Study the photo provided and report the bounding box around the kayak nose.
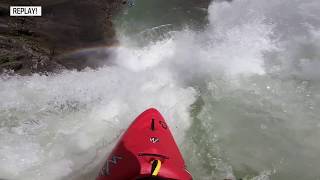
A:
[97,108,193,180]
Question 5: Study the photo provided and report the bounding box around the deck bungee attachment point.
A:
[96,108,192,180]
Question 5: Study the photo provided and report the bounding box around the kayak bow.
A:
[97,108,192,180]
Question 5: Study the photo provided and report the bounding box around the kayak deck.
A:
[96,108,192,180]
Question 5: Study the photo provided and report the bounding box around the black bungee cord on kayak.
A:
[151,159,162,176]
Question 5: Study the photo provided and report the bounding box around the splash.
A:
[0,67,196,179]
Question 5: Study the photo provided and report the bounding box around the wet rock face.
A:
[0,0,123,74]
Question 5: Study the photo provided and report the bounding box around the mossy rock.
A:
[0,56,17,64]
[0,58,9,64]
[0,60,23,71]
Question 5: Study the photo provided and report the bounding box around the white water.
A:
[0,64,196,179]
[1,0,320,179]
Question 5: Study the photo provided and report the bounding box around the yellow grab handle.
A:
[151,160,162,176]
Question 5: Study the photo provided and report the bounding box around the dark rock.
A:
[0,0,124,75]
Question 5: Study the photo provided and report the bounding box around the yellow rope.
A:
[151,160,161,176]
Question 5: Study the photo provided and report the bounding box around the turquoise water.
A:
[114,0,320,179]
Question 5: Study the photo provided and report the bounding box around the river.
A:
[1,0,320,179]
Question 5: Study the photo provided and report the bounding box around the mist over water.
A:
[1,0,320,180]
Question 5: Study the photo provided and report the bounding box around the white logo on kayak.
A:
[150,137,160,143]
[99,155,122,176]
[109,155,122,165]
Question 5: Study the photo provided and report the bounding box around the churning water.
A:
[1,0,320,179]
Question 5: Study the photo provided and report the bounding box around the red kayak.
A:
[97,108,193,180]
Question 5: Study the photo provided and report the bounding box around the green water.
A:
[114,0,320,179]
